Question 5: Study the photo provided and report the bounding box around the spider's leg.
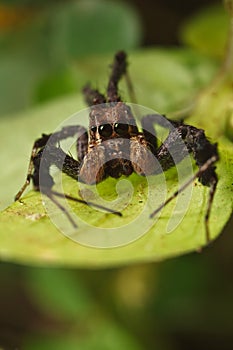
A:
[21,144,80,194]
[76,129,88,162]
[83,52,128,104]
[204,173,218,242]
[15,134,80,227]
[82,84,106,106]
[141,114,163,154]
[15,133,51,201]
[31,145,81,227]
[150,155,218,242]
[46,190,78,228]
[124,69,137,104]
[15,125,87,201]
[107,51,128,102]
[33,147,121,225]
[107,50,137,103]
[182,124,219,243]
[83,51,136,105]
[149,121,219,243]
[47,124,89,162]
[52,190,122,217]
[16,127,120,227]
[141,113,184,155]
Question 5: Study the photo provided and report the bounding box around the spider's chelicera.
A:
[15,51,219,243]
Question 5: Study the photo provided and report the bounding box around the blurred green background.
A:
[0,0,233,349]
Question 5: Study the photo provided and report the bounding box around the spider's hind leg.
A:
[184,125,219,243]
[149,119,219,243]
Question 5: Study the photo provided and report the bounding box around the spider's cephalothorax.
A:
[15,51,219,242]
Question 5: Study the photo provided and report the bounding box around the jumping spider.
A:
[15,51,219,243]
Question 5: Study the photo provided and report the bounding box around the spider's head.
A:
[88,102,138,143]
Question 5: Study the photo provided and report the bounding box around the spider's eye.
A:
[99,124,113,137]
[114,123,129,136]
[90,126,97,133]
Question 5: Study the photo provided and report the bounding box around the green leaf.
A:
[180,4,229,59]
[0,49,232,267]
[25,269,93,319]
[0,0,142,115]
[24,323,143,350]
[0,49,216,212]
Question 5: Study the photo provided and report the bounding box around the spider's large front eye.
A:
[99,124,113,137]
[114,123,129,136]
[90,126,97,133]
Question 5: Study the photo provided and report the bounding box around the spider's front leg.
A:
[15,125,121,227]
[14,133,52,201]
[15,125,87,201]
[15,126,87,227]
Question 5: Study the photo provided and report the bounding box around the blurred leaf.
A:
[0,0,142,56]
[0,1,52,5]
[25,268,92,319]
[24,322,143,350]
[180,4,229,59]
[0,48,232,267]
[34,67,78,103]
[0,0,142,115]
[0,3,35,30]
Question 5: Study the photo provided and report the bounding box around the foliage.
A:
[0,2,233,350]
[0,49,232,267]
[0,0,142,115]
[180,4,229,59]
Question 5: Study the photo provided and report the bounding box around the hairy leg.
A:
[143,114,219,242]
